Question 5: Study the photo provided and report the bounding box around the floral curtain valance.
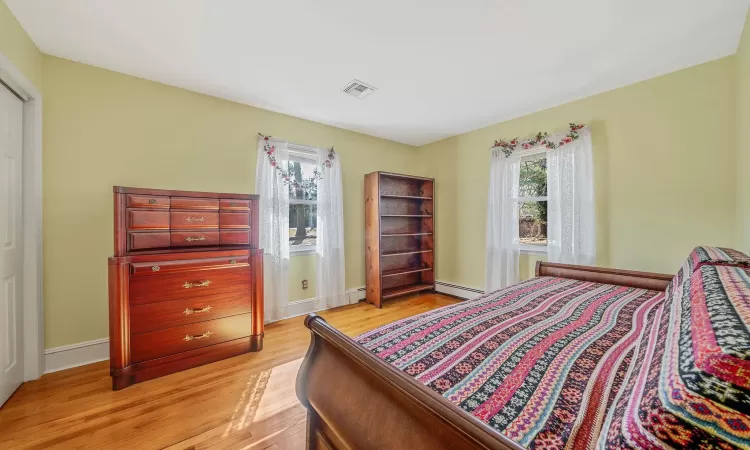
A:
[491,123,586,157]
[259,133,336,193]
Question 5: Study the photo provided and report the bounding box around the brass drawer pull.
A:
[185,236,206,242]
[183,331,212,342]
[183,306,212,315]
[148,198,156,204]
[183,280,211,289]
[229,202,237,207]
[185,216,205,223]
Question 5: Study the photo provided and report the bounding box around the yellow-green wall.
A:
[738,10,750,254]
[419,57,739,290]
[42,56,417,348]
[289,254,317,302]
[0,1,43,90]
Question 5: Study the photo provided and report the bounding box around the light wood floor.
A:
[0,293,458,450]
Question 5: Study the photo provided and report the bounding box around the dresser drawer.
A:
[129,232,170,251]
[128,210,170,230]
[130,291,251,334]
[131,256,249,275]
[130,313,252,363]
[171,231,220,247]
[220,231,250,245]
[220,199,250,211]
[220,212,250,229]
[170,211,219,229]
[130,266,251,305]
[171,197,219,211]
[126,194,170,209]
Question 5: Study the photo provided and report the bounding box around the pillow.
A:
[666,246,750,300]
[599,260,750,448]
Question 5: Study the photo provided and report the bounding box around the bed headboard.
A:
[535,261,673,291]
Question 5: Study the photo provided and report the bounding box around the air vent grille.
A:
[343,79,376,99]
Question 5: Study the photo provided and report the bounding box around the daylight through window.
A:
[518,154,547,248]
[288,153,318,252]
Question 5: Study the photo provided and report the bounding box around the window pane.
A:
[287,159,319,201]
[519,201,547,246]
[519,157,547,197]
[289,204,317,247]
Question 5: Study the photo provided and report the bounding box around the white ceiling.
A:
[7,0,750,146]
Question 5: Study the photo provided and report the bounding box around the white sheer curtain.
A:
[255,137,290,323]
[547,127,596,265]
[315,148,347,308]
[485,149,521,293]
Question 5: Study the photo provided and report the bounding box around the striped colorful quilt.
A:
[356,276,664,449]
[601,253,750,449]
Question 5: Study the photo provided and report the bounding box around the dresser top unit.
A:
[113,186,260,257]
[113,186,259,200]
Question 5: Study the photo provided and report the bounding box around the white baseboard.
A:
[435,281,484,300]
[44,338,109,374]
[347,286,366,303]
[284,286,366,320]
[285,296,327,318]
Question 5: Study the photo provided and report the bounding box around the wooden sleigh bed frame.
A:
[295,261,674,450]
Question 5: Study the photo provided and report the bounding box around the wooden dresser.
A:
[108,187,263,390]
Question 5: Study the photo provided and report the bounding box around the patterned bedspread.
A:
[356,276,664,449]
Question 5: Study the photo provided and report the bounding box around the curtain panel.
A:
[315,147,347,309]
[255,137,290,323]
[547,128,596,265]
[485,149,521,293]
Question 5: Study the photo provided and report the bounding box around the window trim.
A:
[513,145,547,160]
[288,147,319,255]
[517,148,549,254]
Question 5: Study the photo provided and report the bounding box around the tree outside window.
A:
[288,157,318,251]
[518,156,547,247]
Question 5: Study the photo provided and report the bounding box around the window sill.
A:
[291,245,317,256]
[519,245,547,255]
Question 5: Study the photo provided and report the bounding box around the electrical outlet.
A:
[302,279,308,289]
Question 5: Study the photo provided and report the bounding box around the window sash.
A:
[289,202,317,254]
[515,196,548,203]
[517,150,548,253]
[290,198,317,206]
[287,149,319,202]
[288,153,316,165]
[283,142,319,255]
[288,144,317,164]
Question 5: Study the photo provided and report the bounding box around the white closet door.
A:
[0,83,24,406]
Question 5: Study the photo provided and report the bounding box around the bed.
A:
[295,248,750,449]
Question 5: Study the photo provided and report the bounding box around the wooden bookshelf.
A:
[365,172,435,308]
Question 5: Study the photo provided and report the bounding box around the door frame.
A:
[0,52,44,381]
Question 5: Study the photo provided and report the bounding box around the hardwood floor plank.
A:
[0,293,457,449]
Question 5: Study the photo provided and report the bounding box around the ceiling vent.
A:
[342,79,376,99]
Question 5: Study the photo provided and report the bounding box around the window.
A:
[518,152,547,252]
[287,147,318,254]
